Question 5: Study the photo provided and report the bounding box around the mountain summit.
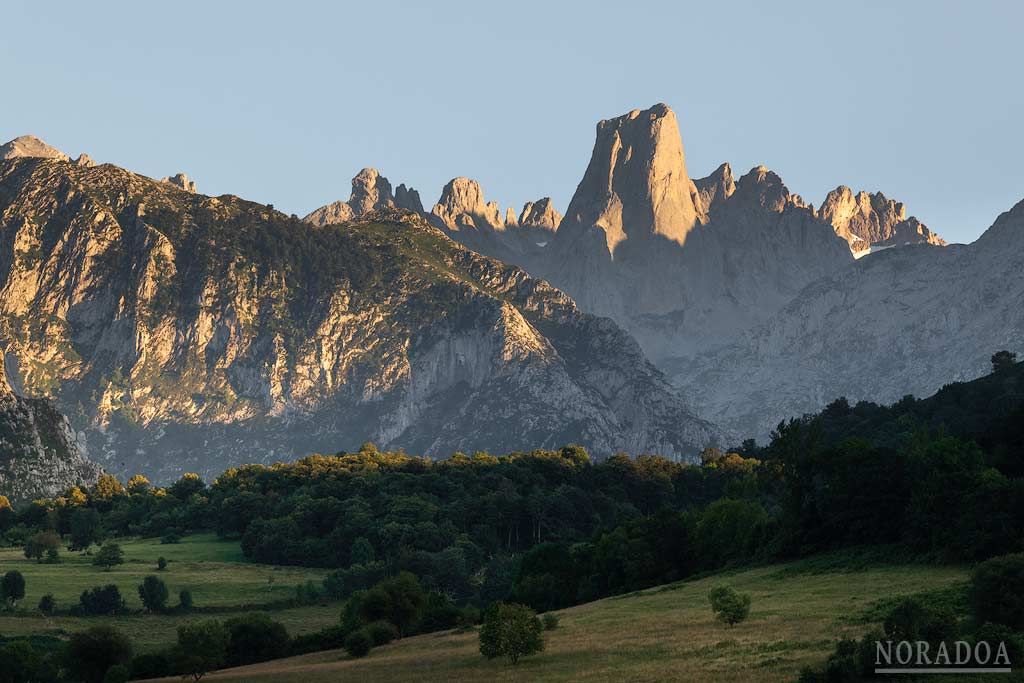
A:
[558,103,701,254]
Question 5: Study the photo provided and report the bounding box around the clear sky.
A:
[4,0,1021,244]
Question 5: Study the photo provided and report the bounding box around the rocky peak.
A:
[161,172,197,193]
[0,135,71,161]
[519,198,562,232]
[394,183,424,213]
[430,177,505,232]
[819,185,945,253]
[74,153,96,168]
[694,162,735,214]
[304,168,424,227]
[732,165,808,213]
[557,103,700,254]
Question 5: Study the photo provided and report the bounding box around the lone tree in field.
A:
[138,576,169,613]
[992,350,1018,373]
[479,602,545,665]
[1,570,26,608]
[708,585,752,626]
[69,507,105,551]
[93,543,125,571]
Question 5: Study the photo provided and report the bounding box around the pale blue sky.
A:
[4,0,1021,243]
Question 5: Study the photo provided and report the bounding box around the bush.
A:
[358,572,425,637]
[417,592,461,633]
[179,589,194,610]
[38,593,56,616]
[92,543,124,571]
[157,556,168,571]
[0,641,41,683]
[974,622,1023,667]
[344,629,373,658]
[43,547,61,564]
[2,570,26,608]
[289,625,348,656]
[970,553,1024,630]
[24,531,60,562]
[138,576,169,613]
[130,652,172,679]
[708,585,751,626]
[175,620,228,681]
[79,585,125,616]
[364,620,399,646]
[478,602,545,665]
[161,531,182,545]
[542,613,559,630]
[64,626,133,683]
[224,613,289,667]
[102,664,130,683]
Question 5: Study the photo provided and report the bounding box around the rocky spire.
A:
[518,198,562,232]
[0,135,71,161]
[161,172,197,193]
[394,183,424,213]
[304,168,424,226]
[694,163,735,214]
[557,103,700,253]
[819,186,945,253]
[732,165,808,212]
[430,177,505,231]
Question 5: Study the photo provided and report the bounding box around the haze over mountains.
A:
[308,103,1022,438]
[1,101,1021,491]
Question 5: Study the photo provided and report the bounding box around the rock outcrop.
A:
[161,172,197,193]
[0,356,102,501]
[819,186,946,255]
[0,135,71,162]
[518,198,562,233]
[430,177,505,232]
[0,156,720,481]
[304,168,425,226]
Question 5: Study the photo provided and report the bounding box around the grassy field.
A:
[0,534,336,650]
[141,559,968,683]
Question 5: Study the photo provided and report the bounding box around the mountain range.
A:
[1,102,1021,491]
[0,152,715,485]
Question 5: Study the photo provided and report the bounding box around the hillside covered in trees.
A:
[5,356,1021,614]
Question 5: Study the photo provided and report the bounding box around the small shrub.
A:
[38,593,56,615]
[224,613,289,667]
[103,663,130,683]
[130,652,172,680]
[160,531,182,545]
[138,576,169,613]
[179,589,194,610]
[289,626,348,656]
[542,613,559,630]
[708,585,751,626]
[79,585,125,616]
[970,552,1024,630]
[364,620,399,646]
[92,543,124,571]
[344,629,373,658]
[157,557,168,571]
[1,570,26,607]
[44,547,61,564]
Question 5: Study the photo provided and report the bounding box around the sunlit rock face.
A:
[819,185,946,256]
[0,157,720,481]
[0,356,102,501]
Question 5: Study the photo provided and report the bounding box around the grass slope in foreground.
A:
[143,559,965,683]
[0,534,335,650]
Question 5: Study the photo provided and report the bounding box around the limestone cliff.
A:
[0,356,101,501]
[0,157,719,480]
